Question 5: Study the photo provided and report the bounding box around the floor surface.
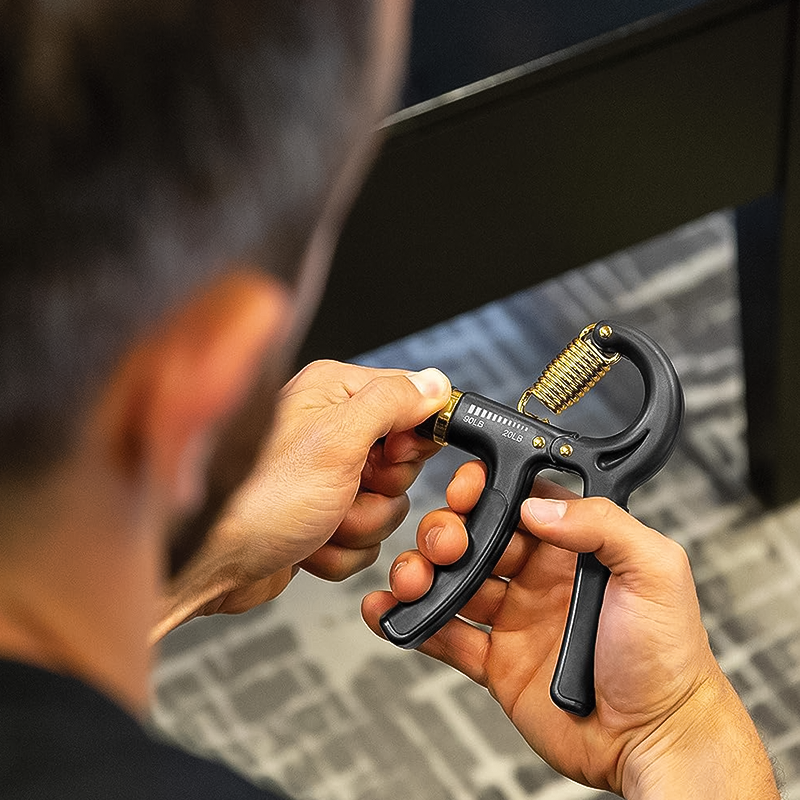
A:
[152,212,800,799]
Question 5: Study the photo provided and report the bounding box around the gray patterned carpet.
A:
[152,212,800,799]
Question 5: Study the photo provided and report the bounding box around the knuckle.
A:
[660,536,691,573]
[381,496,410,538]
[579,496,619,524]
[324,548,353,581]
[393,493,411,523]
[351,379,399,427]
[290,358,339,384]
[358,544,382,573]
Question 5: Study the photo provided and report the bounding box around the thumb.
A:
[339,368,451,446]
[520,496,687,581]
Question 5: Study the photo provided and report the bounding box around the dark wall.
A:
[403,0,709,106]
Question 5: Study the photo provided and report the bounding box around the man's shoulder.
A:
[0,659,286,800]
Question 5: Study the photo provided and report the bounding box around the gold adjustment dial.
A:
[431,389,463,446]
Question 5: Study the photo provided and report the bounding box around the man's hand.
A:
[152,361,451,642]
[362,461,781,799]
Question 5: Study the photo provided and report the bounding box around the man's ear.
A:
[99,270,291,512]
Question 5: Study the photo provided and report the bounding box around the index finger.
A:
[446,460,579,517]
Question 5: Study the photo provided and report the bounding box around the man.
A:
[0,1,781,798]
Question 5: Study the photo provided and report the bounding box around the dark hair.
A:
[0,0,374,477]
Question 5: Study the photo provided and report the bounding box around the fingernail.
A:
[406,368,449,399]
[389,561,408,590]
[524,498,567,524]
[392,560,408,574]
[424,525,444,553]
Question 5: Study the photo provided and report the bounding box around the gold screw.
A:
[532,436,546,449]
[598,325,613,340]
[559,444,574,458]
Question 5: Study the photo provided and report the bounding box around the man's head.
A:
[0,1,412,584]
[0,0,409,480]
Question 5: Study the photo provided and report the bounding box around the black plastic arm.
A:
[381,393,550,648]
[380,321,683,718]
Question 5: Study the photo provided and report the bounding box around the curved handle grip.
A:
[550,552,611,716]
[380,486,515,649]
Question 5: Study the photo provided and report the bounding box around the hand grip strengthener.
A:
[380,320,684,717]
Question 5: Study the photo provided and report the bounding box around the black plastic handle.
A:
[381,487,512,648]
[381,393,548,649]
[550,553,610,715]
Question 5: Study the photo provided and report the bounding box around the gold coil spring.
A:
[519,324,620,416]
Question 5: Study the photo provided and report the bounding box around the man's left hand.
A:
[152,360,450,642]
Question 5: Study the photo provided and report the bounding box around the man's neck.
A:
[0,588,154,716]
[0,469,160,717]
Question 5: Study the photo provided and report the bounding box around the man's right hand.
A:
[362,462,781,798]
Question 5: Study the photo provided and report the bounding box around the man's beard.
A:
[165,351,290,579]
[164,219,332,580]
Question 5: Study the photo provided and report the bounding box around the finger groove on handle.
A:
[380,488,511,649]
